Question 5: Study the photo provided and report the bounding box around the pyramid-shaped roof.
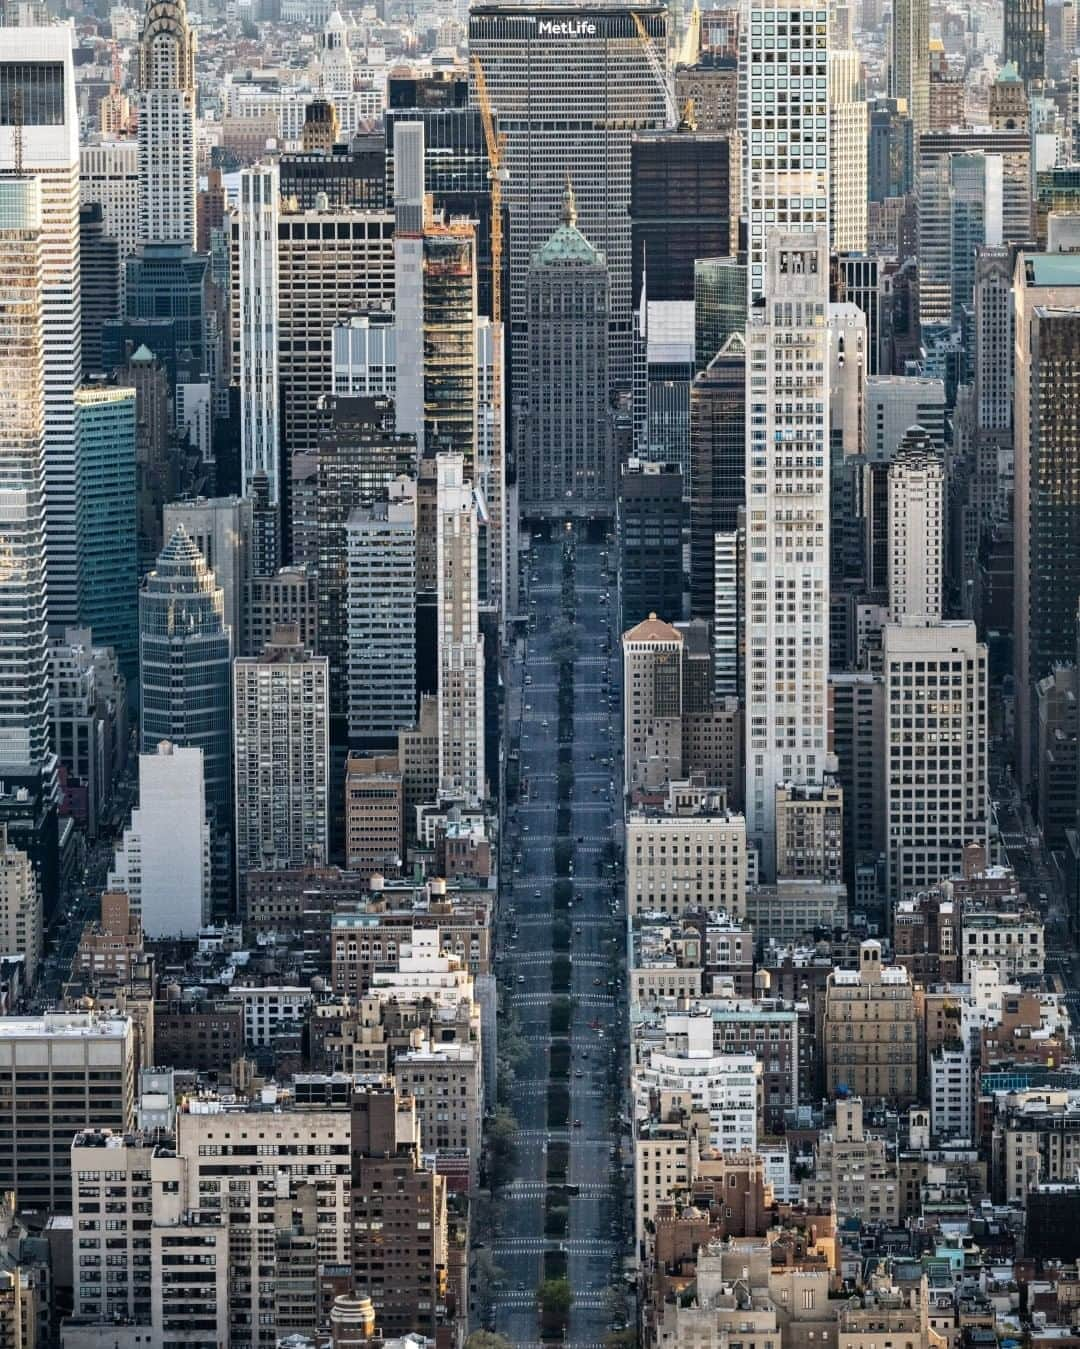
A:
[533,179,604,267]
[623,613,683,643]
[157,524,203,569]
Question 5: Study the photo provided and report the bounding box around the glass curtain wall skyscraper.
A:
[1004,0,1046,91]
[0,177,52,786]
[0,30,82,630]
[139,527,233,825]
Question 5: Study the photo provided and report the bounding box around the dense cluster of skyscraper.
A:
[1,0,1080,1342]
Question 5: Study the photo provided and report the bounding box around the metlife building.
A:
[468,3,669,389]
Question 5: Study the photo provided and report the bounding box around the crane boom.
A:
[471,54,507,328]
[632,11,677,127]
[471,54,509,629]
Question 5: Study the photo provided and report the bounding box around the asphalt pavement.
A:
[991,747,1080,1021]
[37,835,115,1005]
[490,530,627,1345]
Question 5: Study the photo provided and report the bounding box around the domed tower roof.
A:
[139,0,196,93]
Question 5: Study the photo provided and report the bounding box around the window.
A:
[0,62,66,126]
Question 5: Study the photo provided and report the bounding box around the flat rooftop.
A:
[1025,253,1080,286]
[0,1013,129,1038]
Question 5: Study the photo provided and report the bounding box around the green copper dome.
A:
[532,179,605,266]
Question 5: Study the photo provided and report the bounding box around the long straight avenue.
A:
[491,528,627,1346]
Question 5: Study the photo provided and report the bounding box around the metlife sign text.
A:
[537,17,597,34]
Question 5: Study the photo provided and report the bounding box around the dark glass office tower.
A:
[125,242,207,378]
[838,253,884,375]
[140,522,232,797]
[688,331,745,621]
[1004,0,1046,89]
[278,136,386,210]
[1016,306,1080,782]
[694,255,747,371]
[79,205,121,379]
[619,459,684,630]
[630,124,738,303]
[868,97,915,202]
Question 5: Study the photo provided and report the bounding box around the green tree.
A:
[487,1108,518,1187]
[537,1276,574,1322]
[470,1251,506,1329]
[465,1333,513,1349]
[497,1010,527,1068]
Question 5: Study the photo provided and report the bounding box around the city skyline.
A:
[0,0,1075,1345]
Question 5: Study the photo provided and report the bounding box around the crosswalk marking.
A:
[509,1084,608,1100]
[511,992,617,1007]
[523,713,613,724]
[501,953,610,966]
[515,771,615,783]
[490,1338,609,1348]
[502,1181,611,1196]
[491,1292,610,1310]
[491,1238,620,1253]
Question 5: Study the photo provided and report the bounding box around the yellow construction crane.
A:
[471,54,508,328]
[471,53,510,622]
[632,11,677,127]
